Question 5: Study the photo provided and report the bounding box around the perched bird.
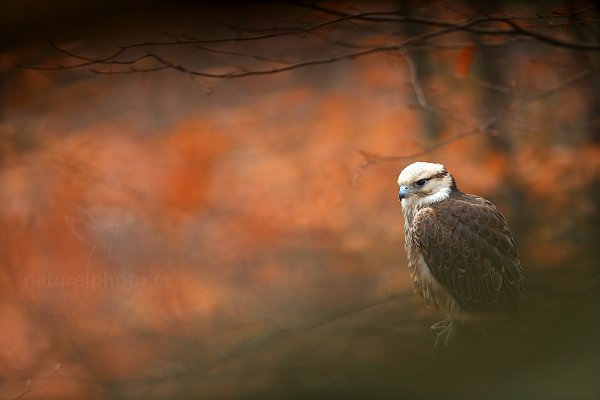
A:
[397,161,524,351]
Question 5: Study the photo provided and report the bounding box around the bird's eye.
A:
[414,179,427,188]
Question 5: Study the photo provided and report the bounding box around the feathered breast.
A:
[404,191,523,315]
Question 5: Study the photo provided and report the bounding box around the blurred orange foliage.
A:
[1,2,599,399]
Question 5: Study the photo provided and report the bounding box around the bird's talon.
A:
[431,321,459,353]
[430,320,450,333]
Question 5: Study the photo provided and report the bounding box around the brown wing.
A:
[413,191,523,313]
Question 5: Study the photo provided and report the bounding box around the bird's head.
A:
[397,161,457,208]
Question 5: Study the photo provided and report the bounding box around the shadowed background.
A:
[1,1,599,399]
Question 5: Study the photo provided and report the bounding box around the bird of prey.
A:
[397,161,524,351]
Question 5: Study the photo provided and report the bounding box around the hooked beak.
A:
[399,185,410,200]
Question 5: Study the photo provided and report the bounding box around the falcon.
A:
[397,161,523,351]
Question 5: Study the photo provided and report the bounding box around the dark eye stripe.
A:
[432,171,448,180]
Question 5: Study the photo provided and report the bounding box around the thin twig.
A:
[22,4,600,73]
[11,378,60,400]
[367,38,526,52]
[21,10,403,71]
[74,292,413,386]
[353,64,599,181]
[297,2,600,50]
[479,64,599,131]
[88,18,486,77]
[401,50,430,109]
[193,45,291,65]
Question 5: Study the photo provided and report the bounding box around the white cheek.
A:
[421,190,450,205]
[412,185,451,207]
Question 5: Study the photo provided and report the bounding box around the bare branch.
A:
[70,292,413,386]
[401,50,429,109]
[340,37,526,52]
[486,16,600,50]
[10,378,60,400]
[22,2,600,76]
[87,18,487,78]
[297,2,600,50]
[353,64,599,182]
[193,45,291,65]
[479,64,599,131]
[21,11,379,70]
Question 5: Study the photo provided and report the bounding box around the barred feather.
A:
[408,191,524,314]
